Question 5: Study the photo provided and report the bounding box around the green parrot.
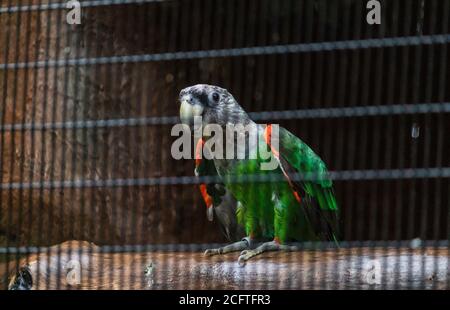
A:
[179,84,339,264]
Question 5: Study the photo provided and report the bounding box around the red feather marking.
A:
[293,191,302,203]
[263,124,280,157]
[199,183,213,208]
[195,138,205,167]
[264,124,302,204]
[195,139,212,208]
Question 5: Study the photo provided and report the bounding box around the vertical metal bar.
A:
[14,0,35,289]
[345,0,363,289]
[65,0,86,290]
[45,1,64,290]
[280,0,295,290]
[131,2,147,291]
[253,0,268,114]
[0,0,13,290]
[380,0,400,290]
[321,0,338,290]
[231,0,246,113]
[55,0,74,290]
[69,6,89,288]
[83,4,105,290]
[138,0,152,290]
[251,3,268,286]
[5,3,22,282]
[118,4,135,290]
[23,0,43,291]
[142,0,159,289]
[0,1,17,287]
[286,0,303,290]
[99,5,117,290]
[35,0,55,290]
[335,0,351,291]
[367,0,386,289]
[299,0,314,289]
[159,0,174,289]
[273,19,292,290]
[243,0,257,115]
[310,0,329,290]
[255,1,280,289]
[393,0,413,289]
[418,0,437,289]
[83,23,97,289]
[189,0,201,288]
[432,0,449,290]
[356,0,374,288]
[105,3,127,289]
[406,0,424,289]
[275,0,290,113]
[142,0,160,288]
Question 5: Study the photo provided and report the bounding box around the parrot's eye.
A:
[212,92,220,102]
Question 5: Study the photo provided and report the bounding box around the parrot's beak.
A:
[207,206,214,222]
[179,99,204,126]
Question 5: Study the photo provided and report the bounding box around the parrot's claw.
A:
[237,249,260,266]
[204,238,251,257]
[237,240,297,266]
[204,248,221,256]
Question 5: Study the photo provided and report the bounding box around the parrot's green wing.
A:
[266,125,340,243]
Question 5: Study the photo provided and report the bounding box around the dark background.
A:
[0,0,449,250]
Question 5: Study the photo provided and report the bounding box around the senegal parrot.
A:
[179,84,339,264]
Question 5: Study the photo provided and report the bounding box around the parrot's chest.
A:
[213,156,284,202]
[210,124,284,203]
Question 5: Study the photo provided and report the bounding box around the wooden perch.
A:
[2,241,448,290]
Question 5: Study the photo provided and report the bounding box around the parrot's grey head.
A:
[179,84,250,128]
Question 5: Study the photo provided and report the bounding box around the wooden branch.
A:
[2,241,448,290]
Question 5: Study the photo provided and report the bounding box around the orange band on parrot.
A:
[293,191,302,203]
[195,139,212,208]
[264,124,302,204]
[199,183,213,208]
[263,124,280,157]
[195,138,205,167]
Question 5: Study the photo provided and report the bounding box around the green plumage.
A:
[211,125,339,244]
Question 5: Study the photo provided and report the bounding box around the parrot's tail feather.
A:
[301,185,340,243]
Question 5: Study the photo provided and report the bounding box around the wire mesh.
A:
[0,0,449,290]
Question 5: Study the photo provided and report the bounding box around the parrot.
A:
[178,84,339,264]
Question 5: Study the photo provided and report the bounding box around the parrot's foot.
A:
[237,240,299,266]
[204,237,251,256]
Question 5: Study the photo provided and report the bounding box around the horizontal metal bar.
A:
[1,34,449,70]
[0,0,165,14]
[249,102,450,121]
[1,102,448,132]
[0,116,179,131]
[0,240,448,254]
[0,168,449,190]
